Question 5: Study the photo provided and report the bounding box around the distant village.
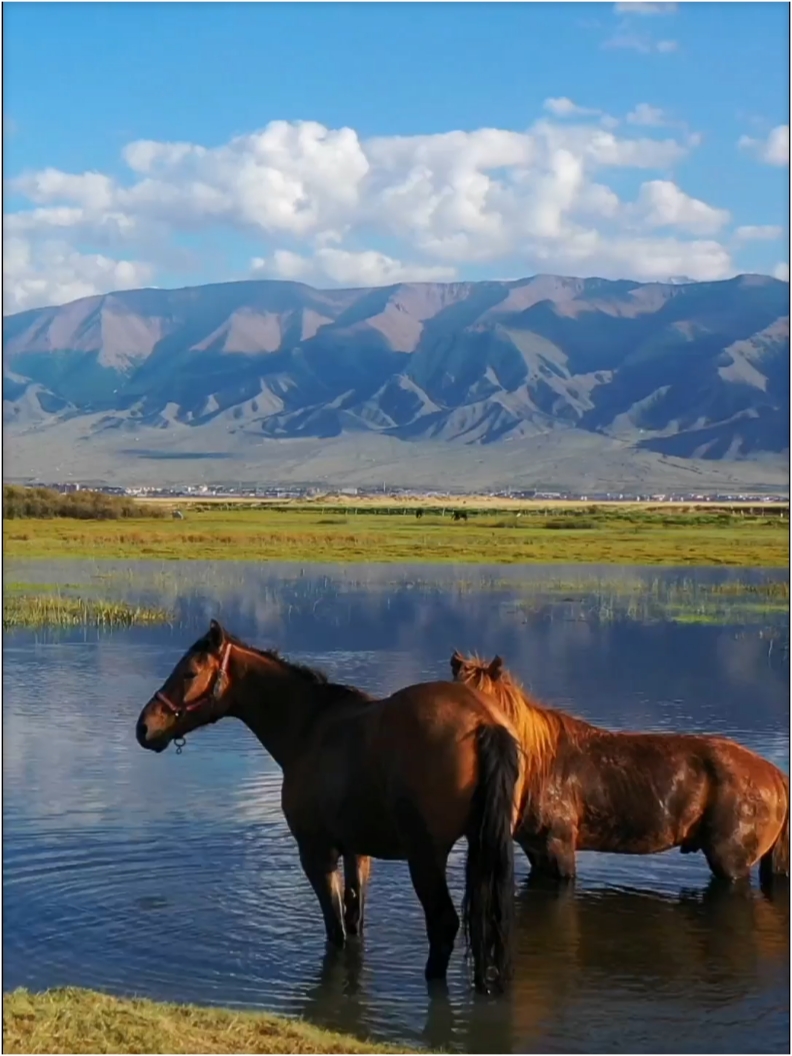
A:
[29,481,790,505]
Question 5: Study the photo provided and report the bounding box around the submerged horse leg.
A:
[703,840,754,883]
[543,823,577,881]
[299,845,346,948]
[408,852,459,984]
[519,827,576,882]
[701,801,758,883]
[342,854,371,936]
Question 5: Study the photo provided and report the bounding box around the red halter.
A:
[155,642,233,719]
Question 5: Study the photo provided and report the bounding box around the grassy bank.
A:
[2,988,403,1055]
[3,592,172,629]
[3,503,789,566]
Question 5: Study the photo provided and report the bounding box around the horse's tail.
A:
[462,722,519,994]
[760,773,790,885]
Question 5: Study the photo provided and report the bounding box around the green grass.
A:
[2,988,405,1055]
[3,504,789,567]
[3,593,173,629]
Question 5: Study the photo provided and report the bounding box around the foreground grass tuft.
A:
[3,593,172,629]
[2,988,405,1055]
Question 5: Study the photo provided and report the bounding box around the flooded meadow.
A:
[3,561,789,1053]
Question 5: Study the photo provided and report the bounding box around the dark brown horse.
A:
[135,621,524,992]
[451,652,789,887]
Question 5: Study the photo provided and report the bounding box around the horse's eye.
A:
[184,672,197,682]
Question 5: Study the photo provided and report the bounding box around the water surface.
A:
[3,562,789,1053]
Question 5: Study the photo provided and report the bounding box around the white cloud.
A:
[543,98,600,118]
[604,32,678,53]
[734,225,782,241]
[626,103,667,126]
[606,2,678,55]
[252,248,456,286]
[3,237,153,314]
[739,125,789,166]
[634,180,730,235]
[529,232,732,282]
[773,262,790,282]
[2,113,746,309]
[614,2,678,14]
[764,126,790,165]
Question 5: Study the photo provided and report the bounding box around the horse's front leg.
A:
[519,829,576,882]
[544,822,577,881]
[298,843,346,948]
[343,854,372,937]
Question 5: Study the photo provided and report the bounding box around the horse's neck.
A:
[230,657,318,769]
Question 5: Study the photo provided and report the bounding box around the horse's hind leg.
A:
[408,852,459,983]
[702,826,755,883]
[343,854,372,936]
[701,793,774,883]
[703,841,754,883]
[299,844,346,948]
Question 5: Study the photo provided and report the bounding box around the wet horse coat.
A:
[451,652,789,885]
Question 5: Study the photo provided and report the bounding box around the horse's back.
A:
[373,680,518,848]
[383,679,513,731]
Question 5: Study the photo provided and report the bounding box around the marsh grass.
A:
[3,504,788,567]
[2,988,403,1055]
[3,485,165,521]
[509,574,789,628]
[3,593,173,629]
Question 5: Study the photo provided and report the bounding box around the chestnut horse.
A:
[451,652,789,887]
[135,621,523,993]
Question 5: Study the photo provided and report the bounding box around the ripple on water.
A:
[3,564,789,1053]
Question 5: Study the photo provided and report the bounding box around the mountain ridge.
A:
[3,273,789,489]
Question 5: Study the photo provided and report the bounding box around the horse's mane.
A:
[451,652,587,779]
[192,629,373,706]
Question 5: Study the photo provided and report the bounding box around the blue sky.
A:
[3,2,789,312]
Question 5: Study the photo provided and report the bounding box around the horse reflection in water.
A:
[294,879,789,1054]
[499,878,789,1053]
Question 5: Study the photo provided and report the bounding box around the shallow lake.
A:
[3,561,790,1053]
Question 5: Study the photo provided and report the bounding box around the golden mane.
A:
[450,652,582,781]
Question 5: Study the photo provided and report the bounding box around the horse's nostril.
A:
[136,719,148,743]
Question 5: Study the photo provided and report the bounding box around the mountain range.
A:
[3,274,789,491]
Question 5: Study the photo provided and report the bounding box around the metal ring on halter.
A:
[174,736,187,754]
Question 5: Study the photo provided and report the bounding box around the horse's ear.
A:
[450,651,463,676]
[208,619,225,653]
[488,655,503,680]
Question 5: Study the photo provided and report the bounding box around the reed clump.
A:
[3,594,172,629]
[3,485,164,520]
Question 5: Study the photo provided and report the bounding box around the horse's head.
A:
[450,650,503,689]
[136,619,235,752]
